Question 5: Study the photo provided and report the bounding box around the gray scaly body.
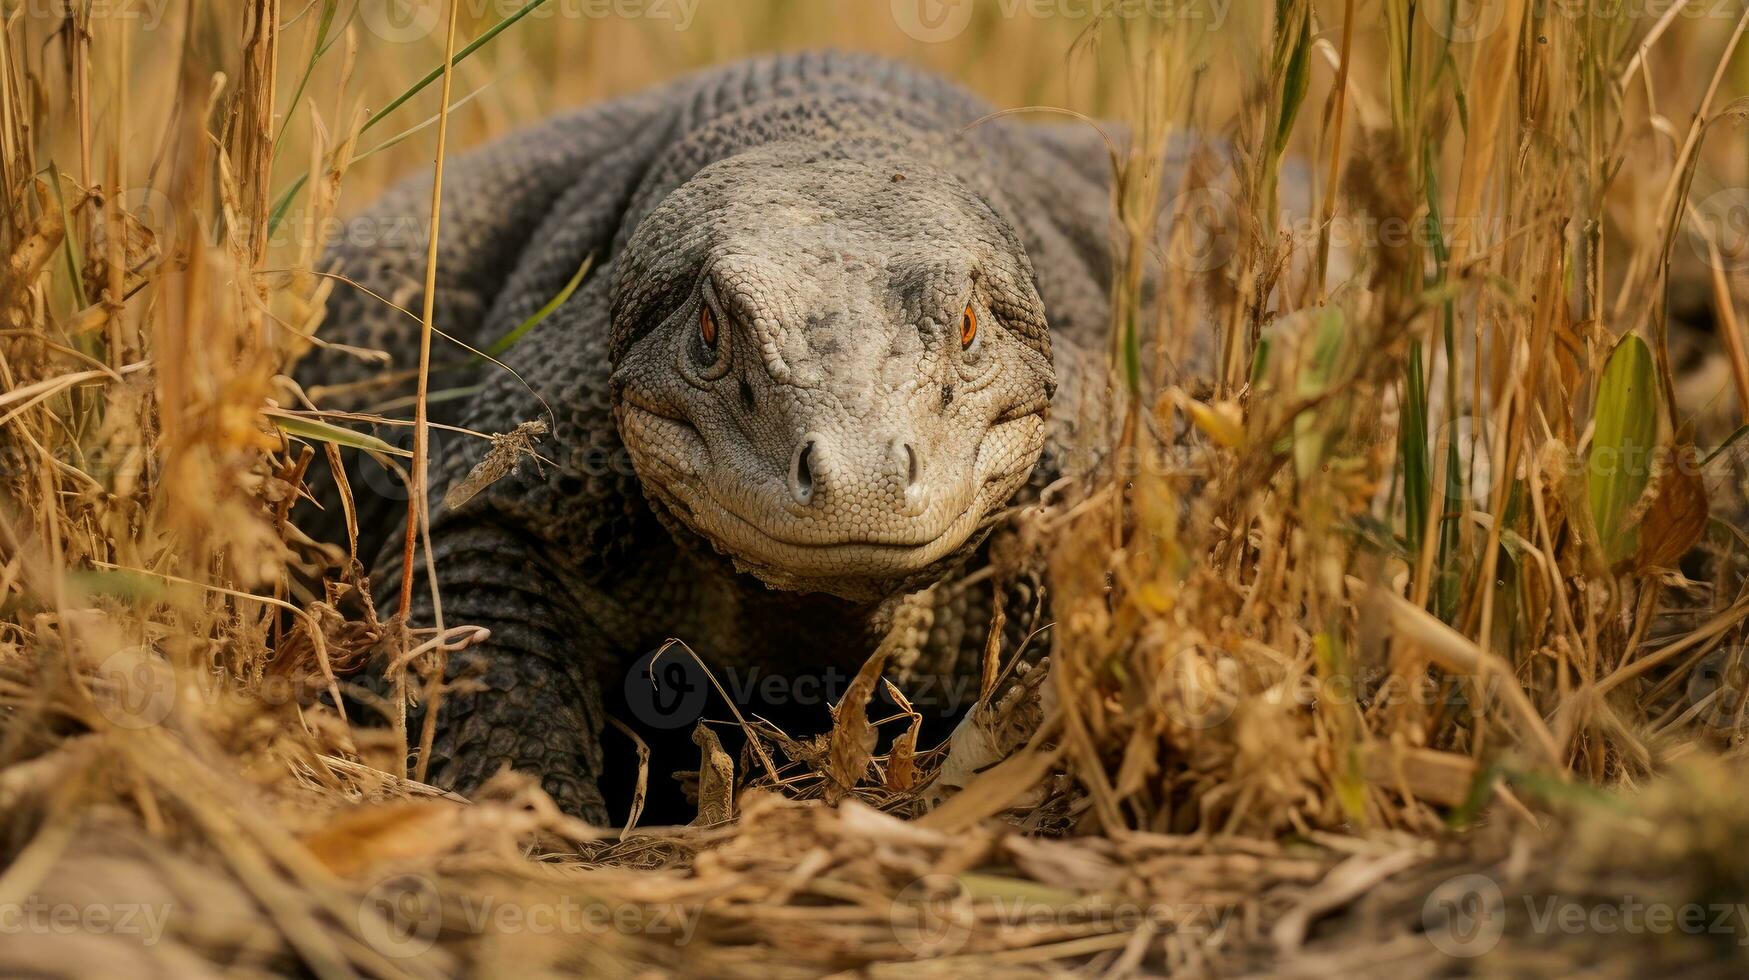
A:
[303,53,1143,821]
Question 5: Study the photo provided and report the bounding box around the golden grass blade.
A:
[404,0,464,788]
[1376,587,1563,769]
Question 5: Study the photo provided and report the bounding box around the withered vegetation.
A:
[2,1,1748,975]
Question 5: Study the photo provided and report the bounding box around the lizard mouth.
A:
[697,435,1038,553]
[708,490,982,551]
[679,491,997,598]
[619,403,1043,594]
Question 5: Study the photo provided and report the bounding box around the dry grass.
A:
[3,0,1749,975]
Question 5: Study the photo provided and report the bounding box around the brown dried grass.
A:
[3,1,1749,975]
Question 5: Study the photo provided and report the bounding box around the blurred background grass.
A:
[44,2,1749,236]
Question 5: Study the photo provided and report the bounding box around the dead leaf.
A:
[1360,744,1479,808]
[441,419,547,510]
[608,717,650,839]
[1635,442,1709,572]
[917,743,1064,834]
[1,205,65,331]
[300,801,466,875]
[826,645,888,801]
[691,723,734,826]
[827,599,929,799]
[979,589,1005,705]
[882,680,921,792]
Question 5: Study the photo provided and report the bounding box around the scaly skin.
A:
[302,53,1144,822]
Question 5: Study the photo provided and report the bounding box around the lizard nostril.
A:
[897,440,920,488]
[789,437,817,506]
[894,438,928,516]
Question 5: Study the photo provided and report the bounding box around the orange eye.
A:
[960,304,977,348]
[700,305,718,348]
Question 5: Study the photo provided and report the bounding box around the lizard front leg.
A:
[387,518,611,824]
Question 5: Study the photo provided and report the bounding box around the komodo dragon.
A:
[301,52,1201,823]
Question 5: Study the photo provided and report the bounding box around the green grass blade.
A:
[272,0,342,155]
[1423,142,1463,619]
[271,413,410,458]
[1271,1,1313,159]
[350,81,498,166]
[45,163,87,309]
[1588,334,1657,564]
[1120,308,1141,395]
[485,252,594,357]
[1293,307,1347,481]
[1250,333,1273,386]
[266,0,555,235]
[1702,424,1748,467]
[1399,341,1431,555]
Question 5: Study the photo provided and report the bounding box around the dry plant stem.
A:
[1639,6,1749,419]
[1376,587,1563,770]
[88,558,344,717]
[407,0,463,785]
[103,24,128,365]
[1701,235,1749,422]
[1447,0,1526,270]
[1313,0,1354,303]
[70,0,92,249]
[607,717,651,837]
[1619,0,1696,91]
[655,639,780,782]
[1592,590,1749,697]
[236,1,280,264]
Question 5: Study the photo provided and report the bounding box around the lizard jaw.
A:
[623,405,1044,599]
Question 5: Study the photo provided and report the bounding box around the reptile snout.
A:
[785,431,928,516]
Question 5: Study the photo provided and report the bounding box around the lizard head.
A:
[609,144,1055,601]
